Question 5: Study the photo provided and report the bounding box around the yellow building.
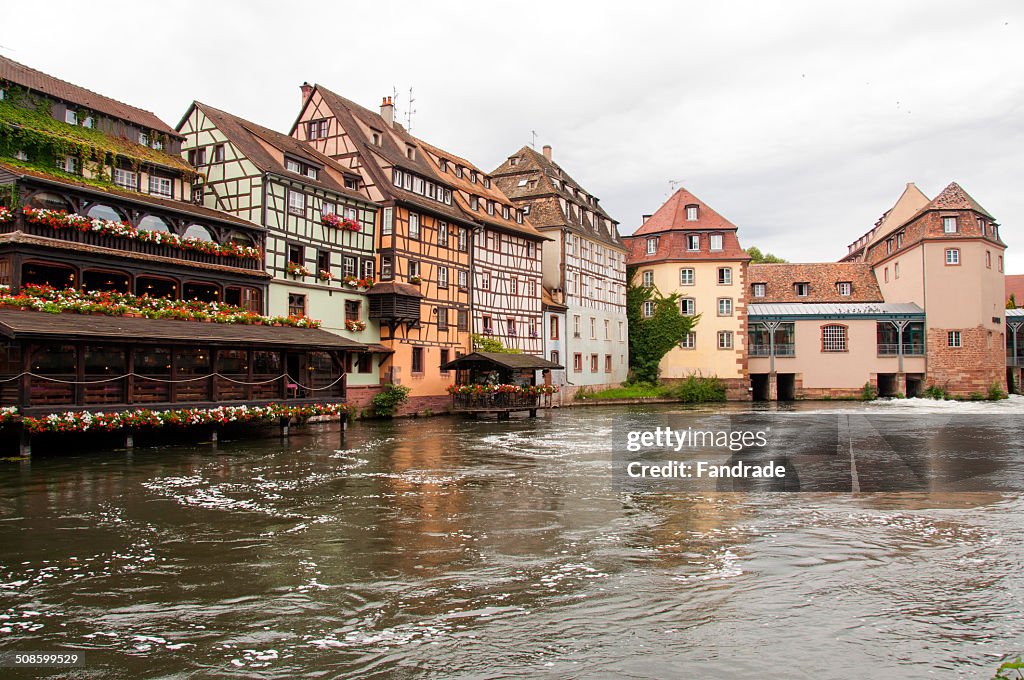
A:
[624,188,750,399]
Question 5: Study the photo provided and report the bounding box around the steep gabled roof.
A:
[493,146,613,221]
[926,181,995,219]
[0,55,178,136]
[189,102,368,202]
[630,187,737,236]
[748,263,883,303]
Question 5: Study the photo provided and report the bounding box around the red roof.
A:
[630,187,737,236]
[0,55,178,136]
[624,230,748,265]
[1006,275,1024,307]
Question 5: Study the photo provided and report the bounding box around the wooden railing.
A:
[2,221,263,271]
[452,392,540,411]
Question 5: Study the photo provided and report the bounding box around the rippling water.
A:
[2,398,1024,678]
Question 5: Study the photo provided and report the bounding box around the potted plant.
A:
[287,261,312,278]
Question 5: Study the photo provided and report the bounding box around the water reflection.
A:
[0,400,1023,677]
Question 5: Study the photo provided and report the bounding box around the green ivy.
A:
[370,383,411,418]
[471,334,521,353]
[626,267,698,384]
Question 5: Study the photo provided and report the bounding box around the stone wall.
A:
[926,326,1007,396]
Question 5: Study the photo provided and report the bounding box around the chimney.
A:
[642,214,652,223]
[542,144,552,161]
[300,82,313,106]
[380,96,394,128]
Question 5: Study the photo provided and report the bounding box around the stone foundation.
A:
[926,326,1007,396]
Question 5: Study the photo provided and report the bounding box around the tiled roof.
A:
[1006,275,1024,306]
[0,161,263,230]
[926,181,994,219]
[490,145,623,249]
[189,102,369,203]
[748,263,882,303]
[624,230,748,265]
[416,139,546,241]
[630,187,737,236]
[542,286,568,311]
[0,55,178,136]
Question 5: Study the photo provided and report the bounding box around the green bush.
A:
[860,382,878,401]
[923,384,950,400]
[662,375,726,403]
[988,382,1009,400]
[370,383,411,418]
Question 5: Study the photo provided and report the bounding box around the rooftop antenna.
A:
[668,179,683,196]
[405,86,416,132]
[531,130,538,149]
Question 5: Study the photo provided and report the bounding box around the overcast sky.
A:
[6,1,1022,268]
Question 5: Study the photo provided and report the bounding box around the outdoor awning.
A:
[440,351,563,371]
[0,309,367,351]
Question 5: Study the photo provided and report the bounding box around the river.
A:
[2,398,1023,678]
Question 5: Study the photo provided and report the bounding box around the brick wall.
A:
[926,326,1006,395]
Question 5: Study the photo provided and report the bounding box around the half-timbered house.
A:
[0,57,362,421]
[176,102,384,394]
[417,141,546,354]
[491,145,628,392]
[291,85,474,410]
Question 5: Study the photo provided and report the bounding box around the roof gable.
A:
[631,187,737,236]
[748,263,882,303]
[926,181,994,219]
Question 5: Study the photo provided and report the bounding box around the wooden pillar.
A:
[125,346,135,405]
[280,351,289,400]
[169,348,178,403]
[75,343,85,406]
[246,349,254,402]
[209,348,219,402]
[20,343,31,409]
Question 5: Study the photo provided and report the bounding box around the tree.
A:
[745,246,786,264]
[626,267,699,384]
[1007,293,1018,310]
[471,334,521,353]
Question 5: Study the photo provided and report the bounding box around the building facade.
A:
[176,102,384,393]
[624,188,750,399]
[491,145,628,393]
[291,87,474,410]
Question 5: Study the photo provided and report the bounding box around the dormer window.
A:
[305,166,318,180]
[516,210,523,224]
[502,205,510,219]
[978,218,986,235]
[795,282,809,297]
[752,283,766,297]
[470,195,479,210]
[371,131,381,146]
[710,233,723,251]
[82,116,94,129]
[213,144,224,163]
[456,165,464,178]
[484,178,491,189]
[139,132,149,146]
[509,156,518,166]
[522,205,531,215]
[285,158,301,174]
[686,205,699,221]
[65,109,77,125]
[686,234,699,251]
[646,237,658,255]
[487,201,495,216]
[836,282,852,296]
[406,145,416,160]
[517,179,529,187]
[439,158,448,172]
[152,137,164,150]
[470,170,477,183]
[943,216,958,233]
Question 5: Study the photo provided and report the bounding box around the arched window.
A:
[183,281,220,302]
[86,204,124,222]
[137,215,171,232]
[183,224,213,241]
[821,324,848,353]
[227,231,255,247]
[21,261,76,289]
[82,269,130,293]
[135,276,178,299]
[27,192,72,212]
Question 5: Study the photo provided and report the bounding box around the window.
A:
[574,315,581,337]
[687,234,699,250]
[686,205,699,221]
[710,234,723,251]
[438,221,448,246]
[407,260,420,279]
[288,293,306,317]
[285,159,301,173]
[112,168,137,190]
[680,268,694,286]
[590,317,597,339]
[605,319,611,340]
[480,272,490,290]
[411,347,424,374]
[717,267,732,285]
[322,201,336,217]
[646,237,658,255]
[642,270,654,287]
[752,283,766,298]
[213,144,225,163]
[482,315,493,333]
[344,299,360,322]
[381,255,393,279]
[437,307,448,331]
[986,250,992,268]
[837,282,851,296]
[458,227,468,251]
[82,116,94,129]
[680,298,695,316]
[408,213,420,239]
[590,354,599,372]
[139,132,149,146]
[470,195,479,211]
[343,256,356,277]
[288,244,304,267]
[382,207,393,235]
[288,191,306,216]
[457,309,468,331]
[305,167,318,180]
[894,263,900,279]
[821,324,847,352]
[362,259,374,279]
[65,109,78,124]
[413,177,424,194]
[999,255,1004,272]
[884,267,889,283]
[510,278,518,296]
[945,248,960,265]
[948,331,961,348]
[642,301,655,318]
[57,155,79,174]
[550,350,559,366]
[458,269,468,289]
[717,298,733,316]
[795,282,809,297]
[680,332,696,349]
[717,331,733,349]
[317,250,331,274]
[508,318,517,336]
[438,266,449,288]
[550,316,560,340]
[406,146,416,160]
[943,216,958,233]
[149,176,172,197]
[605,355,613,373]
[440,349,450,373]
[194,147,206,166]
[573,353,583,372]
